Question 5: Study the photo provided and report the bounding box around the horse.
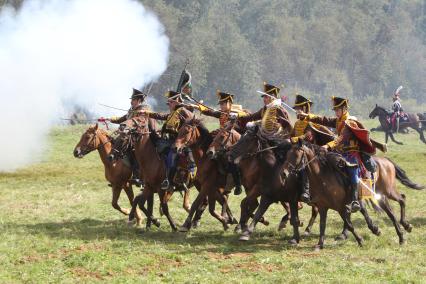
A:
[73,124,143,226]
[208,125,297,231]
[109,117,192,231]
[333,156,424,243]
[173,119,239,231]
[369,104,426,144]
[227,126,301,241]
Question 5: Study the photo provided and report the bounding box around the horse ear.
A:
[375,103,378,107]
[94,123,98,130]
[298,138,303,147]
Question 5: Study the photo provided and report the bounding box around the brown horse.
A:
[282,142,367,249]
[333,156,424,243]
[174,119,238,232]
[110,117,191,231]
[369,104,426,144]
[73,124,143,225]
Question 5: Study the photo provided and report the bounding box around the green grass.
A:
[1,121,426,283]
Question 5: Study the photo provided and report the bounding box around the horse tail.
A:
[386,158,425,190]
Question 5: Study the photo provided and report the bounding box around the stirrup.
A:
[161,179,170,190]
[234,185,242,196]
[300,192,311,204]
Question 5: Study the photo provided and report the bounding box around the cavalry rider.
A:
[141,90,196,190]
[289,94,314,203]
[391,86,403,133]
[239,82,292,145]
[99,88,149,187]
[194,91,248,195]
[297,96,374,213]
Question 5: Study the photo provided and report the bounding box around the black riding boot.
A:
[299,169,311,203]
[348,183,361,213]
[184,148,197,178]
[228,162,242,195]
[128,152,143,187]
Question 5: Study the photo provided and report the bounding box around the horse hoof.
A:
[288,239,299,246]
[406,224,413,233]
[152,219,161,228]
[278,223,286,231]
[239,234,250,241]
[314,245,323,251]
[234,225,242,234]
[178,226,189,233]
[303,230,311,237]
[192,220,200,229]
[357,239,364,247]
[335,234,348,241]
[374,229,381,236]
[399,237,406,245]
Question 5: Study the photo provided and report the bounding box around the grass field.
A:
[1,121,426,283]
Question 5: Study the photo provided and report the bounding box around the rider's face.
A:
[219,101,231,112]
[263,96,273,106]
[334,108,344,118]
[131,98,141,108]
[167,99,178,111]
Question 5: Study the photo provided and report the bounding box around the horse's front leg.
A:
[315,208,328,250]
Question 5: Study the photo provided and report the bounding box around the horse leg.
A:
[288,200,301,245]
[183,187,191,213]
[339,210,363,247]
[207,190,229,231]
[192,198,208,228]
[123,185,143,226]
[314,208,328,250]
[385,132,389,144]
[359,201,381,236]
[240,195,273,241]
[159,190,178,232]
[304,205,319,236]
[179,190,207,232]
[389,131,403,145]
[111,185,128,215]
[413,127,426,144]
[237,186,259,233]
[278,201,290,231]
[218,192,237,225]
[397,194,412,232]
[379,198,405,244]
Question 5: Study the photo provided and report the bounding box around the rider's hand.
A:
[229,113,238,120]
[296,110,308,120]
[97,117,109,122]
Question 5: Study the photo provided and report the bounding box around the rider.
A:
[391,86,403,133]
[142,90,196,190]
[194,91,248,195]
[297,96,366,213]
[99,88,149,187]
[239,82,292,145]
[290,94,314,203]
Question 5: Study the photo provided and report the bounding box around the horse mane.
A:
[185,118,213,152]
[302,142,349,187]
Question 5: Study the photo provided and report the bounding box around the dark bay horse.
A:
[369,104,426,144]
[228,127,300,241]
[73,124,143,225]
[174,119,238,231]
[110,117,191,231]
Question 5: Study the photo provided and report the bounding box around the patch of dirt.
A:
[220,262,279,273]
[71,267,105,280]
[207,252,251,260]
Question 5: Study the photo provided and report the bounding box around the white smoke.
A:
[0,0,169,171]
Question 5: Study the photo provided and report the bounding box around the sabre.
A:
[98,103,127,112]
[256,91,297,113]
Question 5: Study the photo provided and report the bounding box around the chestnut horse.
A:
[174,119,239,231]
[73,124,143,225]
[110,117,192,231]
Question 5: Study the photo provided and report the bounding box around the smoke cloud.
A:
[0,0,169,171]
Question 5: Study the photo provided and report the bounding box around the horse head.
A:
[207,124,241,159]
[74,124,103,158]
[282,140,317,178]
[369,104,379,119]
[108,118,145,162]
[228,125,259,164]
[174,118,202,154]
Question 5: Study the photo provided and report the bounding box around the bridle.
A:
[286,145,317,175]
